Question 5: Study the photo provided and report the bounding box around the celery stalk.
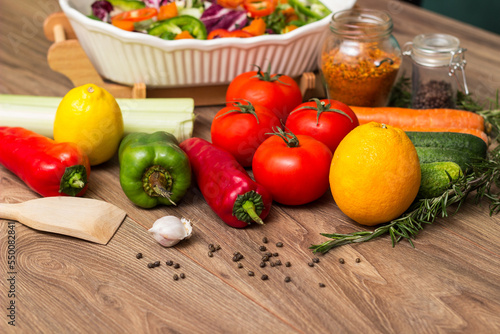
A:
[0,95,195,141]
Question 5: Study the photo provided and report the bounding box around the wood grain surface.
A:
[1,0,500,333]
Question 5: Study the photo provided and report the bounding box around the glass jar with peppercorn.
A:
[318,9,402,107]
[404,33,469,109]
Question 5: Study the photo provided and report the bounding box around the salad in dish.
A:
[90,0,331,39]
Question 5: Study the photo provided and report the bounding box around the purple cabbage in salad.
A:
[91,0,114,22]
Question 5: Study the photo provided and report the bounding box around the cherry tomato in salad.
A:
[211,100,280,167]
[285,98,359,154]
[252,128,333,205]
[226,65,302,122]
[243,0,277,17]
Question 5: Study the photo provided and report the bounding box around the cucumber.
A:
[406,131,488,172]
[414,147,478,172]
[417,161,462,199]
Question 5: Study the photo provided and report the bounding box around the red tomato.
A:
[211,100,280,167]
[226,65,303,122]
[252,129,332,205]
[285,98,359,154]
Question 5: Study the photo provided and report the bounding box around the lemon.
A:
[54,84,124,165]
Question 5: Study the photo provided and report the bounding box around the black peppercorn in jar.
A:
[404,33,469,109]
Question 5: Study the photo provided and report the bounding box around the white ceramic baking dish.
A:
[59,0,356,87]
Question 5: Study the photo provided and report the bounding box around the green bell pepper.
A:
[147,15,207,40]
[118,131,192,208]
[288,0,331,21]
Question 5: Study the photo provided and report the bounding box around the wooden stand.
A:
[43,12,324,105]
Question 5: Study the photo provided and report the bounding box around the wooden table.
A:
[1,1,500,333]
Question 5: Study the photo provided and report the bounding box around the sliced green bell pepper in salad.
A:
[118,131,192,208]
[107,0,145,11]
[148,15,207,40]
[288,0,331,21]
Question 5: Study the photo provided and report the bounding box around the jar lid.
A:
[410,33,461,67]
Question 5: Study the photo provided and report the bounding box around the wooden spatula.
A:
[0,197,127,244]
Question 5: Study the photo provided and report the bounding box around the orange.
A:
[329,122,421,226]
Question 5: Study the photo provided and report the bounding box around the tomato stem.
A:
[251,64,290,86]
[290,98,354,125]
[216,100,260,124]
[268,126,300,148]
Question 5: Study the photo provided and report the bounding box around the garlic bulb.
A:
[148,216,193,247]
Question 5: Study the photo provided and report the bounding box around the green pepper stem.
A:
[233,190,266,225]
[242,201,264,225]
[59,165,87,196]
[143,165,177,206]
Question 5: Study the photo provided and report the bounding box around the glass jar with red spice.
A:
[318,9,402,107]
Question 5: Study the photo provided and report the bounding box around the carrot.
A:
[402,127,489,145]
[350,106,485,133]
[158,2,178,21]
[174,31,195,40]
[242,18,266,36]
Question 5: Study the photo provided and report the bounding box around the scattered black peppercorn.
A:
[275,260,282,266]
[136,253,143,259]
[312,258,320,263]
[208,251,213,257]
[154,261,161,267]
[265,252,273,257]
[259,245,267,251]
[208,244,216,252]
[166,260,173,266]
[216,244,221,251]
[173,274,179,281]
[285,262,291,267]
[238,263,243,269]
[180,273,186,279]
[319,283,326,288]
[308,262,314,267]
[262,255,269,262]
[262,237,268,244]
[272,252,279,257]
[260,262,266,268]
[232,252,244,262]
[276,242,283,247]
[339,258,345,264]
[147,263,154,268]
[248,271,255,276]
[284,276,291,283]
[270,262,276,267]
[174,263,180,269]
[261,274,268,280]
[355,258,361,263]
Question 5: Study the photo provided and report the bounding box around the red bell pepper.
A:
[0,127,90,197]
[179,137,272,228]
[243,0,277,17]
[207,29,253,39]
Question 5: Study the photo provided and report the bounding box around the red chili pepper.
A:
[179,137,272,228]
[0,127,90,197]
